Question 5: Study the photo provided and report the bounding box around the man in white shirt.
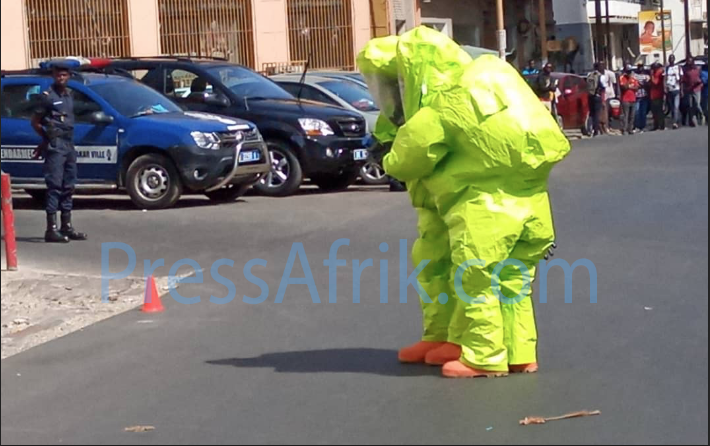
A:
[588,62,608,136]
[665,55,682,129]
[600,62,618,134]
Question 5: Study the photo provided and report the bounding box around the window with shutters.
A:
[158,0,255,68]
[286,0,355,70]
[25,0,131,66]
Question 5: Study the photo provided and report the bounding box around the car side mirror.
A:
[204,94,230,108]
[90,111,114,125]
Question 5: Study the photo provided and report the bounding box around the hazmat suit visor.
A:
[363,72,405,128]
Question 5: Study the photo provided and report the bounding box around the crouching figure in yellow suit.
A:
[357,27,571,378]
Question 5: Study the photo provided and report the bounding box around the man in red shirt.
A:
[682,57,704,127]
[649,62,666,131]
[619,65,640,135]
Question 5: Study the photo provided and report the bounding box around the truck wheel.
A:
[253,140,302,197]
[25,189,47,203]
[205,184,250,203]
[360,161,388,185]
[126,153,182,210]
[311,169,359,192]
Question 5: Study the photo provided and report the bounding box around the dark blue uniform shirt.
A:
[34,85,74,140]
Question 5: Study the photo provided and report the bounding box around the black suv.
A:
[99,58,370,196]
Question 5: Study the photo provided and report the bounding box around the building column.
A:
[127,0,160,57]
[353,0,373,58]
[253,0,290,71]
[1,0,29,69]
[370,0,394,38]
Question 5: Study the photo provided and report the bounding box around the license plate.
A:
[353,149,369,161]
[239,150,261,163]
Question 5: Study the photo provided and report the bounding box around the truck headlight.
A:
[299,118,335,137]
[191,131,220,150]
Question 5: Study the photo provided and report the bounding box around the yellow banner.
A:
[639,10,673,57]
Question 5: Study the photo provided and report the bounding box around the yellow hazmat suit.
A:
[357,27,571,377]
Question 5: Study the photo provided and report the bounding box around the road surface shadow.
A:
[15,237,46,244]
[207,348,440,377]
[245,186,389,198]
[10,196,246,212]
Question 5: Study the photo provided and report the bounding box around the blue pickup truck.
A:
[0,68,270,209]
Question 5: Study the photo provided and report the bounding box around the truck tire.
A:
[25,189,47,203]
[126,153,182,210]
[311,169,359,192]
[253,140,302,197]
[205,184,250,203]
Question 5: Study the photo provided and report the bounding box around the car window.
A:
[278,82,338,106]
[277,82,300,98]
[573,77,588,92]
[206,65,293,100]
[167,69,214,99]
[89,80,183,117]
[1,83,43,119]
[137,67,165,93]
[69,88,104,124]
[303,85,338,105]
[317,80,378,111]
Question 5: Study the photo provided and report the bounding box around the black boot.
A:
[60,212,88,241]
[45,214,70,243]
[388,177,407,192]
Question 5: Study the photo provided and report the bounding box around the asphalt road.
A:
[1,128,708,445]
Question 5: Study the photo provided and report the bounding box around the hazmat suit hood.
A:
[356,35,404,133]
[357,26,571,193]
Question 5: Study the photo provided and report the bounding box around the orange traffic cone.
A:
[142,275,164,313]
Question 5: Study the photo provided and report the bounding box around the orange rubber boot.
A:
[424,343,462,366]
[398,341,446,364]
[442,360,509,379]
[509,363,538,374]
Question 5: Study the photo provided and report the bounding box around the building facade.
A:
[554,0,708,73]
[391,0,558,70]
[1,0,379,73]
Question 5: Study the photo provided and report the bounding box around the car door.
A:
[570,76,588,129]
[1,80,51,181]
[563,76,581,128]
[555,77,571,128]
[68,85,121,181]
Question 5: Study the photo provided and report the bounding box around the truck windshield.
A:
[89,81,183,117]
[206,66,293,100]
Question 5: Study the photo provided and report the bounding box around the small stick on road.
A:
[519,410,601,426]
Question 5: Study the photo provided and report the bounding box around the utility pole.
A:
[660,0,667,65]
[595,0,604,64]
[539,0,548,64]
[684,0,692,58]
[496,0,506,60]
[605,0,612,68]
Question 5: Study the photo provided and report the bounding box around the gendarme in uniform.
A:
[32,62,87,243]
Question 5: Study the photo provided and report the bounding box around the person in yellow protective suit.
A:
[357,27,571,378]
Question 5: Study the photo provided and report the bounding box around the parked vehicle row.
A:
[1,57,376,209]
[269,73,387,185]
[1,68,270,209]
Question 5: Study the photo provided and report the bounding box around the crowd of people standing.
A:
[588,56,707,136]
[527,56,708,137]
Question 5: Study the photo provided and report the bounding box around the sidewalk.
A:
[1,267,173,359]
